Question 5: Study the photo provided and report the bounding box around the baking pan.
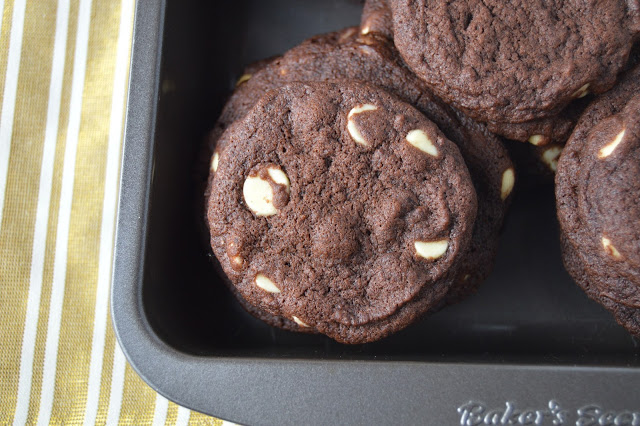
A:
[112,0,640,424]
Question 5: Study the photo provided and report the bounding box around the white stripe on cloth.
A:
[152,394,169,426]
[36,0,94,423]
[83,0,134,423]
[13,0,71,424]
[0,0,27,232]
[106,346,126,424]
[175,406,191,426]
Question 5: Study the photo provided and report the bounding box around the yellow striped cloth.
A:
[0,1,227,424]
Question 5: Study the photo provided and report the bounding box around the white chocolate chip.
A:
[243,166,290,216]
[292,316,310,327]
[542,146,562,172]
[267,167,290,191]
[229,255,244,271]
[406,129,439,156]
[347,104,378,146]
[361,25,371,35]
[572,83,590,98]
[528,135,544,146]
[415,239,448,260]
[255,273,281,293]
[500,168,515,200]
[243,176,277,216]
[210,152,219,173]
[236,74,251,86]
[602,236,622,260]
[598,129,625,158]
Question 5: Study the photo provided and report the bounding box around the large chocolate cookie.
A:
[208,81,477,343]
[208,28,514,305]
[556,63,640,336]
[388,0,640,123]
[360,0,590,146]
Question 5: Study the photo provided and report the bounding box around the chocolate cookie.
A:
[208,81,477,343]
[556,63,640,336]
[388,0,640,123]
[360,0,599,146]
[208,28,514,305]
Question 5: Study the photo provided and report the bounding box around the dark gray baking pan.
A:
[112,0,640,424]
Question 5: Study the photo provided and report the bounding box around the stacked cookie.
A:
[205,28,515,343]
[205,1,640,342]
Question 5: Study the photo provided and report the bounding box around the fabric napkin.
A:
[0,0,228,423]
